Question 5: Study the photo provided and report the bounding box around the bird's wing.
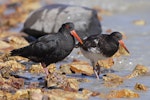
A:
[11,34,59,59]
[81,36,101,53]
[29,35,60,57]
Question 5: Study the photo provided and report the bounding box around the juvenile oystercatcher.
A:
[79,32,129,79]
[11,22,83,75]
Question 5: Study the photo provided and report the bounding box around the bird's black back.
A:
[80,33,119,57]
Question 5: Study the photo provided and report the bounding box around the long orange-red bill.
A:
[119,40,130,54]
[71,30,83,44]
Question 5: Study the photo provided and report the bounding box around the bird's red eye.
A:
[65,25,70,29]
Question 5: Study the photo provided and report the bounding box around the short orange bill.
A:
[71,30,83,44]
[119,40,130,54]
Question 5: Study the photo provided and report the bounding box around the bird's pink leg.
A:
[41,63,49,75]
[96,65,101,76]
[43,67,49,75]
[92,61,100,80]
[94,70,100,80]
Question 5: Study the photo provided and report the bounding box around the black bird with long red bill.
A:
[10,22,83,75]
[78,32,129,79]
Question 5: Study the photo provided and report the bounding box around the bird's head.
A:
[111,32,130,54]
[62,22,83,44]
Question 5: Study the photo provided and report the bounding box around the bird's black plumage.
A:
[11,22,81,68]
[79,32,122,58]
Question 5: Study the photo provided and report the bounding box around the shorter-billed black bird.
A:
[11,22,83,75]
[79,32,129,79]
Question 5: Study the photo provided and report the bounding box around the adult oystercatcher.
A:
[79,32,129,79]
[11,22,83,75]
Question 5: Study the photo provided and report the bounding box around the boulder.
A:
[22,4,102,39]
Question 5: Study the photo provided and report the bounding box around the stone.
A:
[59,64,72,74]
[125,64,149,79]
[102,73,124,87]
[134,83,148,91]
[70,61,94,76]
[44,89,89,100]
[22,4,102,39]
[104,89,139,98]
[98,58,114,69]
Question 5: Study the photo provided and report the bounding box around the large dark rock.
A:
[22,4,102,39]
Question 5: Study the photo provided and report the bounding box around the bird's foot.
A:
[96,65,101,75]
[43,67,49,76]
[93,65,101,80]
[94,70,100,80]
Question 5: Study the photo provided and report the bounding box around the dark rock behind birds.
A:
[22,4,102,40]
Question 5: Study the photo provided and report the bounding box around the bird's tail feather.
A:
[10,47,27,57]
